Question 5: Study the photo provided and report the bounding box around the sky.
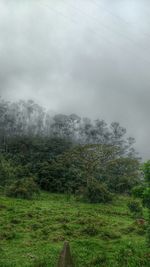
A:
[0,0,150,159]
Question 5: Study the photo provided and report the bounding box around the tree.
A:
[65,144,118,187]
[6,177,39,199]
[104,157,140,193]
[51,113,81,140]
[0,97,138,159]
[142,161,150,246]
[44,144,118,193]
[0,155,16,186]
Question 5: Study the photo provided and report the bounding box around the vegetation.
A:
[0,192,150,267]
[142,161,150,246]
[5,177,39,200]
[84,180,112,203]
[0,98,140,198]
[0,97,150,266]
[0,98,138,157]
[0,137,140,202]
[127,199,143,218]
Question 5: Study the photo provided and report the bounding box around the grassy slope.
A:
[0,192,150,267]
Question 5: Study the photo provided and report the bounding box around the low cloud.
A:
[0,0,150,159]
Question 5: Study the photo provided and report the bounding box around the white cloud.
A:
[0,0,150,159]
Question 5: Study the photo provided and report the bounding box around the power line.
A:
[36,0,150,66]
[37,0,116,47]
[30,1,150,69]
[59,0,150,51]
[92,0,150,39]
[38,0,129,49]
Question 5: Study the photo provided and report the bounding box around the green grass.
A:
[0,192,149,267]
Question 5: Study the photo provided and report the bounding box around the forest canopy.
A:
[0,98,141,201]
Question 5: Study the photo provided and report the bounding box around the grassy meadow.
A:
[0,192,150,267]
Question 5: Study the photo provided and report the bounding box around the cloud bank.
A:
[0,0,150,159]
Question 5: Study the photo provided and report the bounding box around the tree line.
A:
[0,97,141,202]
[0,97,137,158]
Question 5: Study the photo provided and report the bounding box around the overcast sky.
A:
[0,0,150,159]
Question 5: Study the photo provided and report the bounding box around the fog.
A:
[0,0,150,159]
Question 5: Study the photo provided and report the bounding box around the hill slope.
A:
[0,192,149,267]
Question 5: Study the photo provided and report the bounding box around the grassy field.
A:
[0,192,150,267]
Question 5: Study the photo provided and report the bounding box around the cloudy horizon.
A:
[0,0,150,159]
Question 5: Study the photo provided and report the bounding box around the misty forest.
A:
[0,0,150,266]
[0,97,150,266]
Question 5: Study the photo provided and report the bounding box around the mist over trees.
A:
[0,97,141,201]
[0,98,137,158]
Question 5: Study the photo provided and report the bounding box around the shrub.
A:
[142,161,150,247]
[89,253,107,266]
[127,200,143,217]
[0,156,16,186]
[6,177,39,199]
[115,241,150,266]
[142,187,150,208]
[85,180,112,203]
[115,243,135,266]
[101,229,121,240]
[82,224,99,236]
[132,185,145,199]
[147,225,150,247]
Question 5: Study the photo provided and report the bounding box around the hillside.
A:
[0,192,149,267]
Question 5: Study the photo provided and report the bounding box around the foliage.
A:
[127,199,143,217]
[5,136,72,166]
[142,163,150,208]
[85,180,112,203]
[115,241,150,267]
[105,157,140,193]
[142,161,150,183]
[0,155,16,186]
[142,188,150,209]
[132,185,145,199]
[142,161,150,246]
[0,138,141,199]
[0,97,141,201]
[6,177,39,199]
[0,98,138,158]
[35,143,140,198]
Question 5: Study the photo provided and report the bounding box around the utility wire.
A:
[37,0,115,46]
[59,0,150,51]
[39,0,150,65]
[92,0,150,39]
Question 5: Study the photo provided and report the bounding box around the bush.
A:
[146,225,150,248]
[6,177,39,199]
[142,161,150,247]
[82,224,99,236]
[142,187,150,208]
[85,180,112,203]
[127,200,143,217]
[132,185,145,199]
[0,156,16,186]
[89,253,107,266]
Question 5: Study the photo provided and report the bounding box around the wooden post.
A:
[57,241,74,267]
